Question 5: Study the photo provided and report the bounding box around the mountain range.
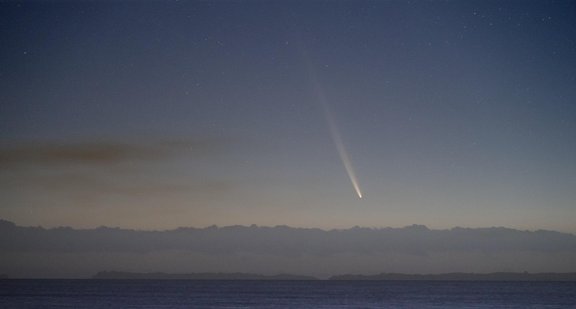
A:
[1,219,575,278]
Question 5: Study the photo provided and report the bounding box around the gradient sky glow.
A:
[1,1,576,232]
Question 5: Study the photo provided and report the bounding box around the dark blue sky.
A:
[1,1,575,231]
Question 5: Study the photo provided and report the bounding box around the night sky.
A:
[1,1,575,232]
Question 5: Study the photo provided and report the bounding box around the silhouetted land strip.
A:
[93,271,318,280]
[330,272,576,281]
[93,271,576,281]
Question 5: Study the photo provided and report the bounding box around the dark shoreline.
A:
[86,271,576,281]
[330,272,576,281]
[92,271,318,280]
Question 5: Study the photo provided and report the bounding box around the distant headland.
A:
[93,271,317,280]
[92,271,576,281]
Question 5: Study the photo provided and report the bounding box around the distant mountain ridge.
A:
[1,219,575,255]
[2,219,576,278]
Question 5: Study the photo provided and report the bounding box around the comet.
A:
[312,81,363,199]
[297,40,363,199]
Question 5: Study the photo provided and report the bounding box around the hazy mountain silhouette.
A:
[1,219,575,278]
[1,219,574,254]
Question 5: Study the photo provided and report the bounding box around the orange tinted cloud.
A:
[0,138,226,166]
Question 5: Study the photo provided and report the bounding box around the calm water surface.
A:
[1,280,575,308]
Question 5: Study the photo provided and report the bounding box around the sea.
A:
[1,280,575,308]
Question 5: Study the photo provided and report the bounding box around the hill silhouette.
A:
[93,271,317,280]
